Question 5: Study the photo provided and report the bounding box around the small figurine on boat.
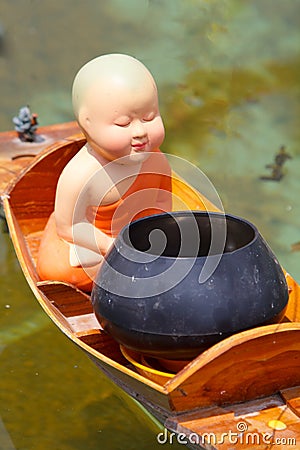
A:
[13,105,44,143]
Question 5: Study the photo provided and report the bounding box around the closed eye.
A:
[114,121,131,127]
[143,113,155,122]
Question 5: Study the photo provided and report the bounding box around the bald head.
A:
[72,54,157,126]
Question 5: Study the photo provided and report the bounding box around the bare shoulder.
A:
[56,145,104,198]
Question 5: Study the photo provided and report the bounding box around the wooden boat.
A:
[2,125,300,449]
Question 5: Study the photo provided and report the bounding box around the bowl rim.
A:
[115,210,259,260]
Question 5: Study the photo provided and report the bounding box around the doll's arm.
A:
[54,164,114,258]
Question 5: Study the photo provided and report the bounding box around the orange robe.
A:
[36,150,172,292]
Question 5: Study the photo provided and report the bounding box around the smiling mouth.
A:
[132,142,148,151]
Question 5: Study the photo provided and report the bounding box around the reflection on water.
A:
[0,0,300,449]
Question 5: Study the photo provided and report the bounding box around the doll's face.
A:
[80,78,165,164]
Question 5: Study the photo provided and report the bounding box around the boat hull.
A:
[1,123,300,449]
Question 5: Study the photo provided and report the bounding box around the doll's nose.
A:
[132,120,147,138]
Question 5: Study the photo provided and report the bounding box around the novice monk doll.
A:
[37,53,172,291]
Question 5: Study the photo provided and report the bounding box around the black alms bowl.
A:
[91,212,288,360]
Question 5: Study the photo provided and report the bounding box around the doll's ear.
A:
[78,107,91,132]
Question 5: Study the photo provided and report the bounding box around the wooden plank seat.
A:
[36,281,133,368]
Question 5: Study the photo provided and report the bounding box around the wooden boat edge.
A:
[165,321,300,390]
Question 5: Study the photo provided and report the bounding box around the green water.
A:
[0,1,300,449]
